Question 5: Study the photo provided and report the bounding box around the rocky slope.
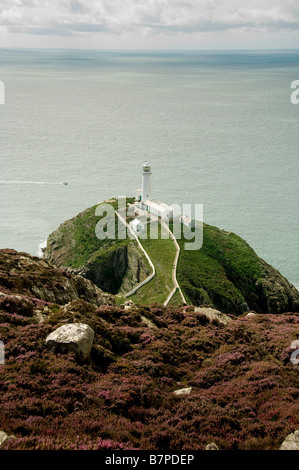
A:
[0,249,298,450]
[0,249,115,308]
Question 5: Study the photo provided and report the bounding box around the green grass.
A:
[173,221,263,313]
[54,201,134,269]
[129,221,177,305]
[167,288,184,307]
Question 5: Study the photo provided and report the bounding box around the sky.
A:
[0,0,299,49]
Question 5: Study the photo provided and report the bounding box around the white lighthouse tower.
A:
[142,161,152,201]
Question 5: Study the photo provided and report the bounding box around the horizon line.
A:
[1,46,299,52]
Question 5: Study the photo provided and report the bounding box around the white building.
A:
[142,161,152,201]
[143,199,174,220]
[130,218,145,233]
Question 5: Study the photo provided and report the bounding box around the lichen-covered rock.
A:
[46,323,94,360]
[0,430,15,446]
[280,430,299,450]
[173,387,192,397]
[206,443,219,450]
[194,307,232,325]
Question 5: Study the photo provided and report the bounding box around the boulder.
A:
[206,443,219,450]
[124,300,136,311]
[173,387,192,397]
[0,430,15,447]
[280,430,299,450]
[140,315,158,329]
[194,307,232,325]
[46,323,94,360]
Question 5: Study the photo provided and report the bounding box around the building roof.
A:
[143,199,173,213]
[130,218,143,228]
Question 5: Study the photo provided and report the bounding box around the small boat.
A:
[63,182,68,185]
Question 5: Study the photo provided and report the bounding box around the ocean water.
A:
[0,49,298,288]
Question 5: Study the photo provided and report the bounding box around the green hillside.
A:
[44,199,299,315]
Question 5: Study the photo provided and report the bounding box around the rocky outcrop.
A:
[280,430,299,450]
[255,259,299,314]
[44,205,151,295]
[194,307,232,325]
[46,323,94,360]
[119,242,151,294]
[0,249,114,307]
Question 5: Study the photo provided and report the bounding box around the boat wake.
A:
[0,181,68,185]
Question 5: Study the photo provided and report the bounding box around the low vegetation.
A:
[0,297,298,450]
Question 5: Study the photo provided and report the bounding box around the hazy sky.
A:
[0,0,299,49]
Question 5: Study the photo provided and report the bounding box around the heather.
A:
[1,297,298,450]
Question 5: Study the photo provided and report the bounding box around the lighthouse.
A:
[142,161,152,201]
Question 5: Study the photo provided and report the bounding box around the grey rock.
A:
[280,430,299,450]
[246,312,256,318]
[173,387,192,397]
[123,300,136,310]
[0,430,15,447]
[206,443,219,450]
[194,307,232,325]
[141,315,158,329]
[46,323,94,360]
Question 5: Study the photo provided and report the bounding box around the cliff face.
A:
[62,242,151,295]
[44,204,151,295]
[253,259,299,314]
[0,249,114,307]
[176,224,299,315]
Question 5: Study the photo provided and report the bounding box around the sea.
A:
[0,49,298,289]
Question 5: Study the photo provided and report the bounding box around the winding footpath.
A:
[115,211,155,298]
[161,221,187,306]
[115,210,186,305]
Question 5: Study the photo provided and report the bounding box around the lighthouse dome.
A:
[143,161,151,172]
